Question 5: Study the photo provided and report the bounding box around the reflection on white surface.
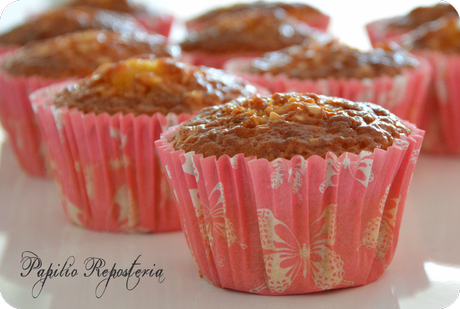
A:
[425,262,460,284]
[0,128,5,145]
[398,262,460,309]
[0,127,5,167]
[0,233,7,266]
[0,276,52,309]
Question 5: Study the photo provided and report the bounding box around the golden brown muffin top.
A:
[386,3,458,31]
[180,9,331,54]
[0,6,144,46]
[242,41,419,80]
[1,30,178,79]
[66,0,146,15]
[53,58,257,116]
[170,92,412,161]
[188,1,326,28]
[402,16,460,54]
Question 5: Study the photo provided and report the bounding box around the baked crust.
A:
[53,58,257,116]
[242,41,420,79]
[170,92,412,161]
[180,9,331,54]
[2,30,177,78]
[403,16,460,54]
[0,6,144,46]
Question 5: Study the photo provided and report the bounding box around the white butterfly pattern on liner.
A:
[358,186,401,268]
[251,206,353,294]
[320,151,374,193]
[271,158,307,199]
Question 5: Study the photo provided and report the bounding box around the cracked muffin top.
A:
[169,92,412,161]
[386,3,458,31]
[187,1,327,30]
[0,6,145,46]
[53,58,258,116]
[2,30,178,79]
[402,16,460,54]
[180,9,331,54]
[239,41,420,80]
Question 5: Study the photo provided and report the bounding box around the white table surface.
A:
[0,1,460,308]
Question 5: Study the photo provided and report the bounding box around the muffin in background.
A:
[402,16,460,155]
[186,1,329,32]
[0,6,147,53]
[31,57,258,233]
[366,3,458,47]
[65,0,174,37]
[155,92,424,295]
[180,9,332,69]
[0,29,178,178]
[225,40,431,127]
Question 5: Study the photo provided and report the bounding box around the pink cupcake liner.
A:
[415,51,460,155]
[0,45,19,55]
[305,14,330,32]
[225,57,432,126]
[155,123,424,295]
[366,18,407,47]
[135,14,174,38]
[0,58,68,178]
[31,81,191,233]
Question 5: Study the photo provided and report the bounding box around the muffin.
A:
[225,40,431,126]
[401,16,460,155]
[155,92,424,295]
[0,6,147,53]
[180,9,332,69]
[31,57,258,233]
[0,29,178,177]
[65,0,174,37]
[186,1,329,32]
[366,3,458,47]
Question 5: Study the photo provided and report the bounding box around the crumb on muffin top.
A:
[188,1,326,29]
[169,92,412,161]
[0,6,145,46]
[180,9,331,54]
[241,41,420,80]
[53,57,257,116]
[386,3,458,31]
[1,30,178,79]
[402,16,460,54]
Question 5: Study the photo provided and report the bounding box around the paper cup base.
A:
[32,82,192,233]
[156,124,424,295]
